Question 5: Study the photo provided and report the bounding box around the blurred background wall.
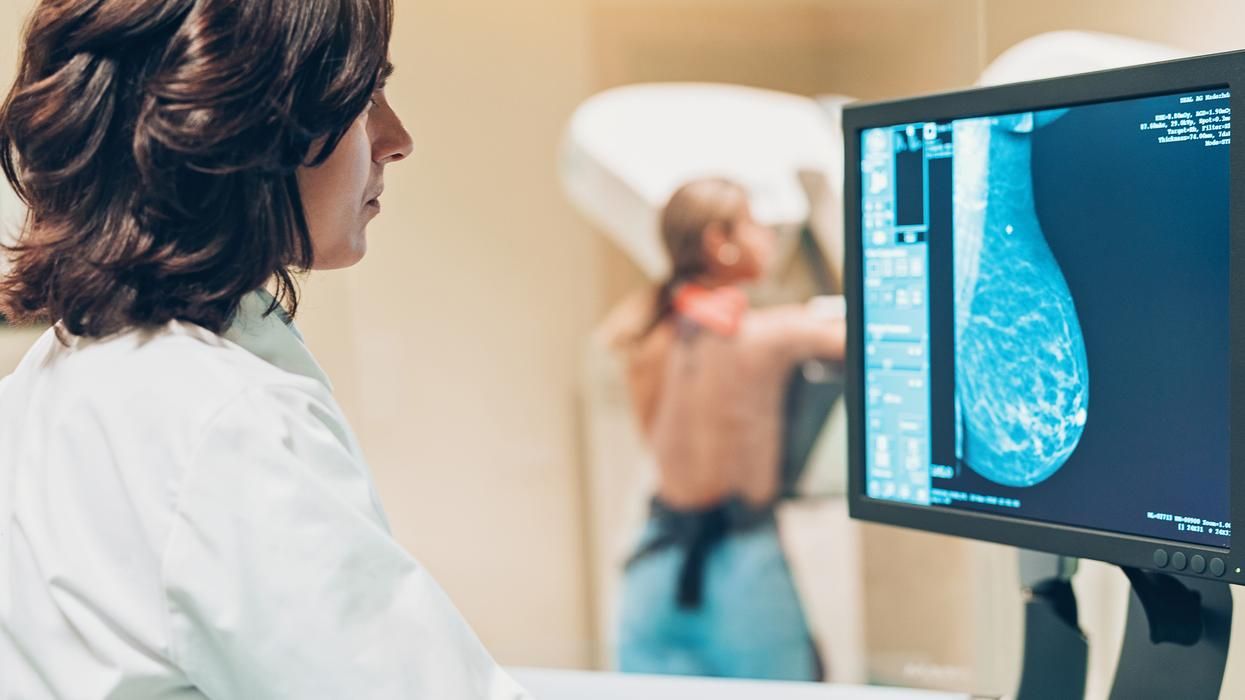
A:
[3,0,1245,694]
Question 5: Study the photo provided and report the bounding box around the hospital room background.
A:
[2,1,1245,698]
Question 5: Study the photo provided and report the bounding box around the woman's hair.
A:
[0,0,394,337]
[644,177,748,336]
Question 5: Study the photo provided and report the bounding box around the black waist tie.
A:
[625,497,776,610]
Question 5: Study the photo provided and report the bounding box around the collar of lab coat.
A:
[220,289,334,391]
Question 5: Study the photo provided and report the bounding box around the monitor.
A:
[844,50,1245,585]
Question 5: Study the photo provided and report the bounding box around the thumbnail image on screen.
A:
[860,88,1231,548]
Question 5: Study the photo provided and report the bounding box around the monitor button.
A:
[1191,554,1207,574]
[1153,549,1169,568]
[1211,558,1226,577]
[1171,552,1188,570]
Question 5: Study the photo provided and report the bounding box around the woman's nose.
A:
[373,103,414,164]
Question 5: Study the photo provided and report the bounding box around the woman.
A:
[617,177,846,680]
[0,1,527,698]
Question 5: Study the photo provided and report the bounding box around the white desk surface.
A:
[509,668,975,700]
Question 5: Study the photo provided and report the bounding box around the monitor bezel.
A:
[844,49,1245,585]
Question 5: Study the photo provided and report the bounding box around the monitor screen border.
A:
[844,49,1245,585]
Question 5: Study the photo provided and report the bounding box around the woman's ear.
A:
[701,221,729,262]
[701,221,742,271]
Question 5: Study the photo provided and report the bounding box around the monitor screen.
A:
[858,87,1231,549]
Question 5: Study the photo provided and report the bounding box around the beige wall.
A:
[982,0,1245,60]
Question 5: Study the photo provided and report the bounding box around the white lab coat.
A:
[0,291,531,699]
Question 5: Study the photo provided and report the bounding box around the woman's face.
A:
[296,89,414,270]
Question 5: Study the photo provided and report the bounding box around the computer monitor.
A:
[844,51,1245,586]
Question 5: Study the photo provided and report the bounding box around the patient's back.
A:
[627,307,811,510]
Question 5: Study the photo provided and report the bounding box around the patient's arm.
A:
[750,301,846,364]
[623,322,674,439]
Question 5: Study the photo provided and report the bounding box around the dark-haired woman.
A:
[616,178,845,680]
[0,1,528,698]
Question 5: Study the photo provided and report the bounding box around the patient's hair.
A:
[644,177,748,336]
[0,0,394,337]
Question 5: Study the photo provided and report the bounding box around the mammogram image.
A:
[953,111,1089,487]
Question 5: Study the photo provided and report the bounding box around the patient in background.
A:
[614,177,845,680]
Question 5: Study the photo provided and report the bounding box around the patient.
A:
[615,177,845,680]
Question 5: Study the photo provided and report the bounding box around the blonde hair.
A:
[660,177,748,280]
[643,177,749,336]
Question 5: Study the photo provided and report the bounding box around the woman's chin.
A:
[311,241,368,270]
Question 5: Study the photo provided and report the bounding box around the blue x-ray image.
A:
[952,111,1089,487]
[861,87,1230,547]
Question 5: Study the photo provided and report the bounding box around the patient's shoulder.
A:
[742,304,812,342]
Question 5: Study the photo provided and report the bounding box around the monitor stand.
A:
[1016,563,1231,700]
[1107,566,1232,700]
[1016,576,1088,700]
